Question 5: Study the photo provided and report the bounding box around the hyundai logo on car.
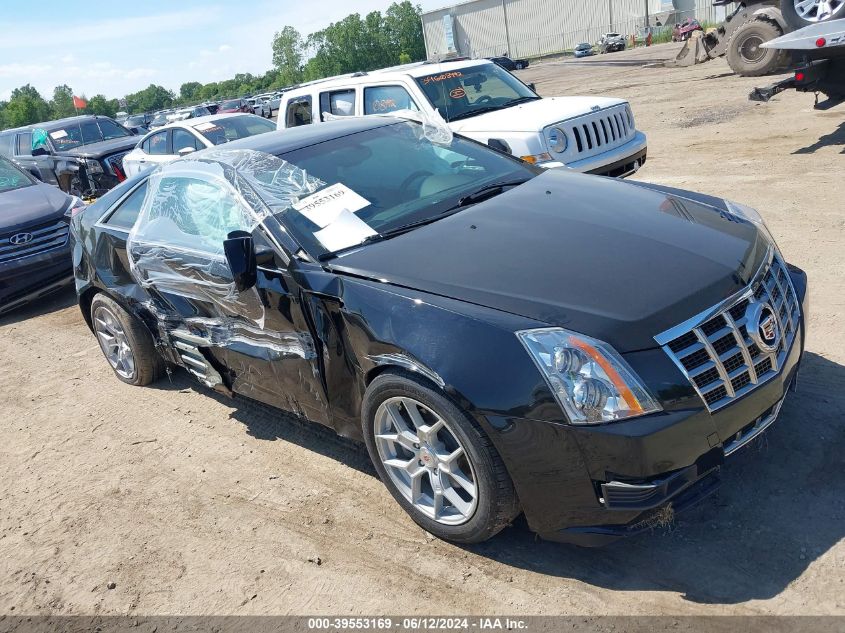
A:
[9,232,34,246]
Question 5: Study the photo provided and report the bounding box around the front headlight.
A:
[64,195,87,218]
[79,158,103,175]
[517,327,661,424]
[547,127,568,153]
[725,199,776,244]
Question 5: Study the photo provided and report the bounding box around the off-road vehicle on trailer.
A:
[0,115,138,198]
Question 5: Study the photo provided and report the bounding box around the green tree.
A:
[385,1,426,63]
[179,81,203,103]
[300,2,425,81]
[86,94,119,117]
[50,84,76,119]
[124,84,174,114]
[4,85,51,128]
[271,25,304,86]
[198,82,220,101]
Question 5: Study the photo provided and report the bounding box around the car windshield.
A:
[47,118,130,151]
[192,115,275,145]
[0,157,35,192]
[250,121,537,257]
[221,100,241,109]
[126,115,147,126]
[415,63,538,123]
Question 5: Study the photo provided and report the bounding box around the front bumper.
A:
[565,131,648,178]
[0,245,73,315]
[486,265,808,547]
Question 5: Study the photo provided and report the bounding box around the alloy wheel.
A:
[93,306,136,380]
[374,396,478,525]
[794,0,845,22]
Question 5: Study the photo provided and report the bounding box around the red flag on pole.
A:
[72,95,87,109]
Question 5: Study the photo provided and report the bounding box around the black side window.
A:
[285,96,312,127]
[15,132,32,156]
[104,181,148,230]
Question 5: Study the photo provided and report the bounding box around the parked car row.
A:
[121,113,276,177]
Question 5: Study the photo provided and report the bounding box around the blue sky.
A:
[1,0,443,101]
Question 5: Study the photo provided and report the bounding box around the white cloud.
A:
[0,63,52,78]
[0,9,222,50]
[0,0,443,101]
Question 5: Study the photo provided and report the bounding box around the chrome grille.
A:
[0,220,69,264]
[655,251,801,412]
[565,105,634,160]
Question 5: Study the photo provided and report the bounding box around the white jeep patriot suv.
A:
[277,59,647,177]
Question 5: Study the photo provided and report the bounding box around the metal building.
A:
[421,0,730,60]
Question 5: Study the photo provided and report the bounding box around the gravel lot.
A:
[1,44,843,616]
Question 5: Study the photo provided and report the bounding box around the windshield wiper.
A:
[501,96,541,108]
[455,178,531,207]
[318,179,530,262]
[317,209,465,261]
[447,105,502,121]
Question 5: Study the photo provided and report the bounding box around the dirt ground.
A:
[1,43,843,617]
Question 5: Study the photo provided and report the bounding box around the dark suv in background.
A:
[0,115,139,198]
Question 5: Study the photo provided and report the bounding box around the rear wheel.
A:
[782,0,845,30]
[362,372,520,543]
[90,294,164,386]
[726,19,785,77]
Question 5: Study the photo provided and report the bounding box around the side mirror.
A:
[32,147,49,157]
[528,83,537,92]
[177,146,196,157]
[487,138,512,155]
[223,231,257,292]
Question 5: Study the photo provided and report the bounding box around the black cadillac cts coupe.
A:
[71,117,807,546]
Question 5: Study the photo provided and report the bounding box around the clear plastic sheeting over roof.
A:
[126,150,323,331]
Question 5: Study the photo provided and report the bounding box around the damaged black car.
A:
[71,117,807,546]
[0,115,138,198]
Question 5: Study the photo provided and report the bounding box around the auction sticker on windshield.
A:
[293,183,370,228]
[313,208,377,251]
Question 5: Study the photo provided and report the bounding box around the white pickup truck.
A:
[277,59,647,178]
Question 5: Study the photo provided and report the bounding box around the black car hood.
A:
[329,170,769,353]
[0,183,70,232]
[58,136,138,158]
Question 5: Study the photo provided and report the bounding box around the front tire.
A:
[90,293,164,386]
[726,19,785,77]
[362,371,520,543]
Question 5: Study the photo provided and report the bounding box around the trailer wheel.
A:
[781,0,845,31]
[726,19,785,77]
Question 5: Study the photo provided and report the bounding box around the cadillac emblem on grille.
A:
[747,301,781,354]
[10,232,33,245]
